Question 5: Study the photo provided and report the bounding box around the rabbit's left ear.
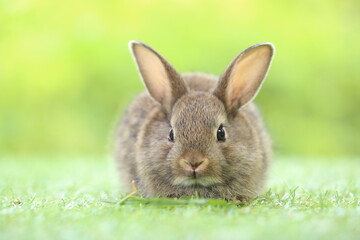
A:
[213,43,274,116]
[129,41,188,115]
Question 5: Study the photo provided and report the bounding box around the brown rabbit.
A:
[115,41,274,201]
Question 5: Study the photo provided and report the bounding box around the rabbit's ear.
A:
[129,41,188,114]
[213,43,274,116]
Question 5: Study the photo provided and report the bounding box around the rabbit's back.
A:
[115,91,154,186]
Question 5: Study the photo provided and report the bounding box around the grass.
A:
[0,156,359,240]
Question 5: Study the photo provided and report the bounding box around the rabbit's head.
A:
[129,41,274,196]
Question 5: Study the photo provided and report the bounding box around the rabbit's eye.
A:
[168,128,174,142]
[217,124,226,141]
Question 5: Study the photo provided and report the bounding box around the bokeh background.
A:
[1,0,359,157]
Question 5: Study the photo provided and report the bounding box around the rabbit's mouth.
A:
[173,176,222,187]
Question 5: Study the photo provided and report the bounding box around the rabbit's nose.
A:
[179,158,209,172]
[189,161,203,170]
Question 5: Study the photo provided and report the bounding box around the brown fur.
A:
[115,41,274,200]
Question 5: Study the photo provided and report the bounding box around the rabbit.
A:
[115,41,274,201]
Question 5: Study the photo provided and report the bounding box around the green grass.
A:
[1,156,359,240]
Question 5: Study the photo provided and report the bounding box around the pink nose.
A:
[179,158,208,172]
[179,150,209,172]
[189,161,204,170]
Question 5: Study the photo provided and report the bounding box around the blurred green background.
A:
[1,0,359,157]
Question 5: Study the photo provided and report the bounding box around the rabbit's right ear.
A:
[129,41,188,115]
[213,43,274,117]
